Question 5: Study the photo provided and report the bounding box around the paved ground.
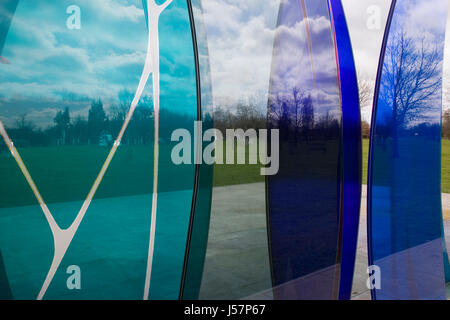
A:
[200,182,450,300]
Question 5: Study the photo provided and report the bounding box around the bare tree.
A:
[381,30,442,126]
[357,71,373,107]
[380,30,442,156]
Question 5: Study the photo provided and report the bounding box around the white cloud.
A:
[202,0,279,109]
[89,0,144,23]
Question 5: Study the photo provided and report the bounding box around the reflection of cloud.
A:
[0,0,195,127]
[0,0,149,105]
[89,0,144,22]
[202,0,279,106]
[204,0,389,121]
[270,0,340,120]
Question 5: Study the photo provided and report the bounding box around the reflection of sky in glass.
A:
[269,0,340,121]
[0,0,194,128]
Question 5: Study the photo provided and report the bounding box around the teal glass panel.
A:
[0,0,198,299]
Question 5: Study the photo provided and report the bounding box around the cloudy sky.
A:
[202,0,450,121]
[1,0,449,127]
[202,0,391,120]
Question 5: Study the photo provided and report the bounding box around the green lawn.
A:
[442,140,450,194]
[0,144,195,208]
[1,138,449,207]
[214,139,450,194]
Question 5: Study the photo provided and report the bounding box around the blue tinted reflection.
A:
[369,0,449,300]
[267,0,342,300]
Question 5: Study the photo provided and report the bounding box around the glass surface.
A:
[196,0,278,300]
[368,0,449,300]
[180,0,214,300]
[0,0,199,299]
[267,0,342,299]
[328,0,362,301]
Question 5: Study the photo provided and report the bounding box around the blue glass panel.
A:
[267,0,343,299]
[328,0,362,301]
[0,0,199,299]
[368,0,449,300]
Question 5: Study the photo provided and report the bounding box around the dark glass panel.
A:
[267,0,342,300]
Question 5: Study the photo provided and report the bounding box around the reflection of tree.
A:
[380,30,442,156]
[87,99,107,144]
[301,94,314,137]
[268,87,338,146]
[53,107,70,145]
[381,30,442,127]
[2,98,195,148]
[213,102,266,133]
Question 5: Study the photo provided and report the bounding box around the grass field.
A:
[1,138,450,208]
[0,144,195,208]
[214,139,450,194]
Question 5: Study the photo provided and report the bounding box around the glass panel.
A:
[267,0,343,299]
[0,0,199,299]
[180,0,214,300]
[368,0,449,300]
[197,1,278,300]
[328,0,362,301]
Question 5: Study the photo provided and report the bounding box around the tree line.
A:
[2,99,196,148]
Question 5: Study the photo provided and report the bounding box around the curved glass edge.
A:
[328,0,362,301]
[267,0,343,300]
[180,0,214,300]
[368,0,448,300]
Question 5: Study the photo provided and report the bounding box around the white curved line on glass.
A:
[143,0,173,301]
